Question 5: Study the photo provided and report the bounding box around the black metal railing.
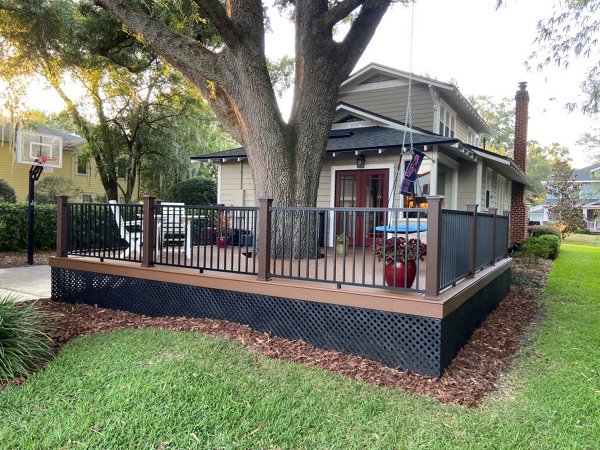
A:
[153,203,258,274]
[439,210,471,290]
[269,206,427,291]
[67,202,143,263]
[495,215,509,260]
[475,213,494,270]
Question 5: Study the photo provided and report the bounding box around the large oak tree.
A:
[91,0,397,207]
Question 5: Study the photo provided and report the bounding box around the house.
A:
[1,124,112,203]
[192,63,534,244]
[529,163,600,231]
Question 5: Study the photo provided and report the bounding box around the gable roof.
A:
[0,123,86,150]
[340,62,491,135]
[573,164,600,181]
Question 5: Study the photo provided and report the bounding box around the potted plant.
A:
[335,234,347,256]
[374,237,427,288]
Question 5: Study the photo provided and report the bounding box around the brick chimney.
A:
[510,82,529,245]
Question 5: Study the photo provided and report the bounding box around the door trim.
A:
[329,162,394,246]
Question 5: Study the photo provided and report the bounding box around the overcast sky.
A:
[15,0,598,169]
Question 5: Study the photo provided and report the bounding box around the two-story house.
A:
[193,62,534,243]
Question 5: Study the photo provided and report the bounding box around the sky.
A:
[15,0,598,169]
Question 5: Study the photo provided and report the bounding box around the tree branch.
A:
[325,0,367,28]
[195,78,242,144]
[192,0,240,48]
[94,0,225,84]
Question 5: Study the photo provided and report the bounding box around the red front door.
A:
[334,169,389,245]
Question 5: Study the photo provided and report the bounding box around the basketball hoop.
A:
[35,156,55,173]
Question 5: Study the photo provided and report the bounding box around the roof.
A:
[573,164,600,181]
[339,62,491,135]
[191,126,457,161]
[463,144,534,188]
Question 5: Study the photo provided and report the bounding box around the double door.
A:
[334,169,388,246]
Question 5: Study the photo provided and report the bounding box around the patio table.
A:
[375,224,427,234]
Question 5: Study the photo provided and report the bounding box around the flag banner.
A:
[400,150,425,195]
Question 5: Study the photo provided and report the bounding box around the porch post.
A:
[425,195,443,298]
[56,195,69,257]
[257,198,273,281]
[503,209,510,257]
[142,195,156,267]
[466,204,478,277]
[489,207,497,265]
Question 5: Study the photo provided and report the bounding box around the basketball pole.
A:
[27,165,44,265]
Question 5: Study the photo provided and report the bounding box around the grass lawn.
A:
[1,246,599,449]
[564,233,600,246]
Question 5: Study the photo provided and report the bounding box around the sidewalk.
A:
[0,265,51,300]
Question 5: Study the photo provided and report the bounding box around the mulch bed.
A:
[8,258,551,407]
[0,251,54,269]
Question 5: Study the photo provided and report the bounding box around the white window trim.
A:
[438,101,457,138]
[75,155,88,176]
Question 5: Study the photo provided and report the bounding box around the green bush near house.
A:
[0,204,56,251]
[34,176,81,205]
[163,176,217,205]
[538,234,561,259]
[0,296,54,383]
[0,180,17,203]
[528,224,561,238]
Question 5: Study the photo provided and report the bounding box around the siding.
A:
[219,160,255,206]
[456,161,478,208]
[454,116,469,142]
[0,142,107,202]
[338,84,434,131]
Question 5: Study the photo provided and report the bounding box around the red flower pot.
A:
[384,260,417,288]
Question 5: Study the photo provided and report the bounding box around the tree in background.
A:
[163,177,217,206]
[88,0,397,209]
[34,176,81,204]
[471,95,563,205]
[0,0,230,203]
[546,160,587,239]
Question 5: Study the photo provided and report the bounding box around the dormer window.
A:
[439,106,455,138]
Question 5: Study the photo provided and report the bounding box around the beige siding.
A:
[338,84,434,131]
[219,160,255,206]
[456,162,478,208]
[0,142,107,202]
[455,116,469,142]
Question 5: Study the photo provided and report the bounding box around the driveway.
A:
[0,265,51,300]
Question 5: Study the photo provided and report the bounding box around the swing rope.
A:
[390,0,418,202]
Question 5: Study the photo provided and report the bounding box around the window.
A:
[76,156,88,175]
[468,128,480,146]
[82,193,93,203]
[439,106,455,138]
[117,160,127,179]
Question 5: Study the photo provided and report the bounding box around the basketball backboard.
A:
[16,129,63,169]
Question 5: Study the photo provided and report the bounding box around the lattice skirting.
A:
[51,267,511,377]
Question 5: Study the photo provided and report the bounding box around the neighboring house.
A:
[192,62,534,242]
[1,124,116,203]
[529,163,600,232]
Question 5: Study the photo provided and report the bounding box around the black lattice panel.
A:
[52,267,444,376]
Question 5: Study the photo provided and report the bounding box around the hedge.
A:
[528,225,561,238]
[0,203,56,251]
[163,177,217,205]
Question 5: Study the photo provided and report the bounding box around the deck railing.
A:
[56,195,510,297]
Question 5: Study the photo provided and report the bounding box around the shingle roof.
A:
[573,164,600,181]
[192,126,457,160]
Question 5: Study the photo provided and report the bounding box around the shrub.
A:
[575,228,591,235]
[528,225,561,238]
[0,179,17,203]
[0,204,56,251]
[538,234,561,259]
[0,296,54,383]
[34,176,81,204]
[163,176,217,205]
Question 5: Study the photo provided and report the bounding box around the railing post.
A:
[425,195,443,298]
[467,204,478,277]
[257,198,273,281]
[56,195,69,257]
[489,207,497,265]
[142,195,156,267]
[503,209,510,257]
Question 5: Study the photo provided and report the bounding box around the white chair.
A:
[157,202,186,248]
[108,200,142,258]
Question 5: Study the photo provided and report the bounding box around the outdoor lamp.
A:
[356,154,366,168]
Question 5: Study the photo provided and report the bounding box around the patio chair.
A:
[108,200,142,258]
[157,202,186,247]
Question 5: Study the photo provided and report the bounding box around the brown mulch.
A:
[0,251,54,269]
[8,258,551,407]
